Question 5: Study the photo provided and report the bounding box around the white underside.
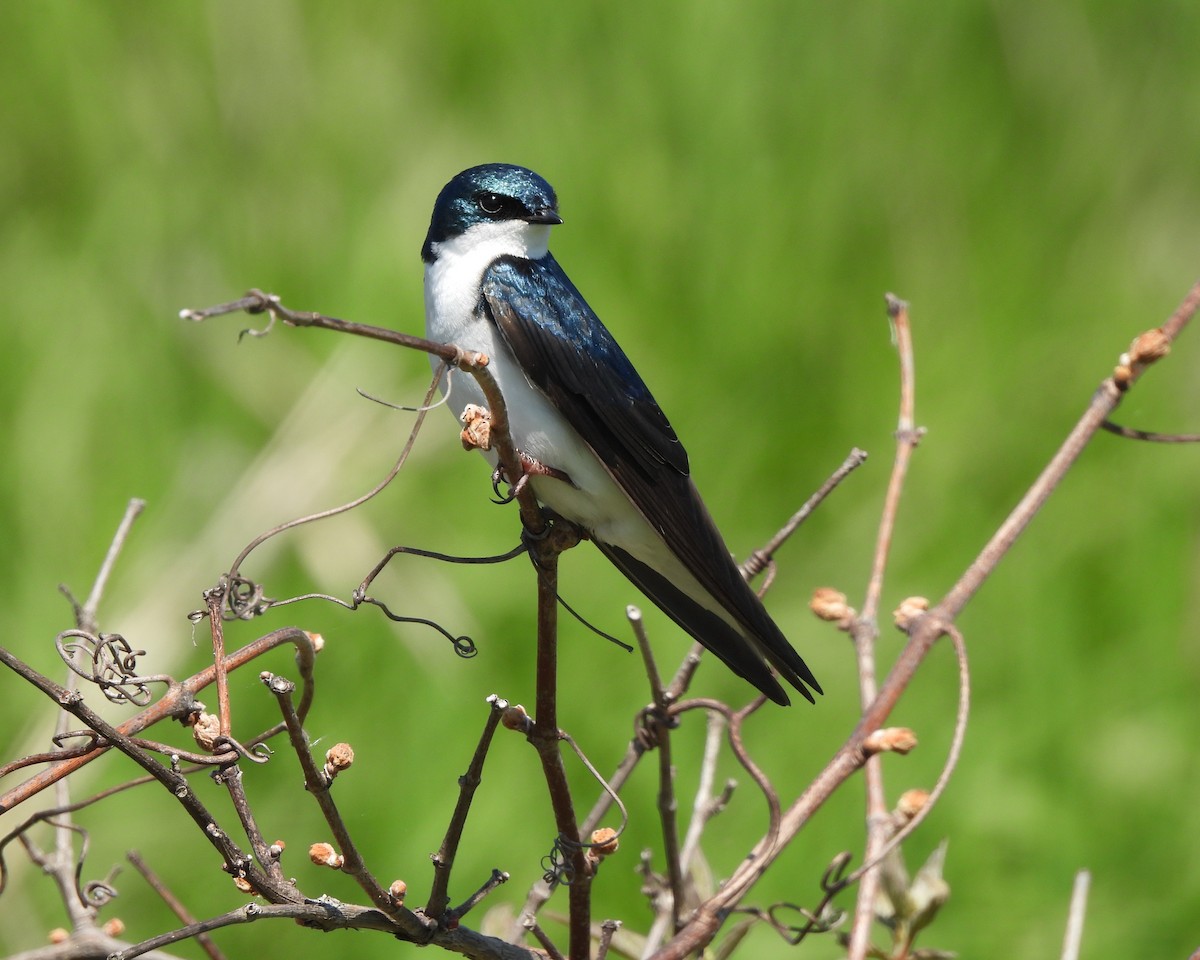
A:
[424,219,737,628]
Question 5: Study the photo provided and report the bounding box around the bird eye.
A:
[477,192,506,215]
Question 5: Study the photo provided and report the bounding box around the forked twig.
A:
[654,282,1200,959]
[426,695,507,919]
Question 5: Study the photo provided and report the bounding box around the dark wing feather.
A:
[480,255,820,703]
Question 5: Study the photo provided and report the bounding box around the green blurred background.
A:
[2,3,1197,957]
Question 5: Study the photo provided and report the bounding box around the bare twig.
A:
[1,627,319,813]
[847,293,921,960]
[182,291,546,537]
[596,918,623,960]
[445,868,511,925]
[522,914,567,960]
[653,282,1200,959]
[128,850,226,960]
[679,710,730,877]
[741,448,869,584]
[524,526,591,960]
[76,498,146,634]
[261,672,419,929]
[427,695,507,919]
[1101,421,1200,442]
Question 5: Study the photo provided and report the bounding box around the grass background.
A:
[2,3,1198,957]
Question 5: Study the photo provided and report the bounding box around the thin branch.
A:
[108,902,405,959]
[127,850,226,960]
[444,868,511,925]
[261,672,421,930]
[426,695,507,918]
[1101,421,1200,442]
[204,588,232,741]
[595,919,623,960]
[652,281,1200,960]
[1,626,318,813]
[78,498,146,633]
[522,915,567,960]
[654,700,683,935]
[843,625,970,885]
[182,291,547,537]
[847,293,921,960]
[741,448,869,582]
[525,527,592,960]
[679,711,731,877]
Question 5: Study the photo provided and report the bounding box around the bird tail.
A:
[594,541,819,706]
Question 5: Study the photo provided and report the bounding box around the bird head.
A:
[421,163,562,262]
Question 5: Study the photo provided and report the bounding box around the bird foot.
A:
[489,453,574,504]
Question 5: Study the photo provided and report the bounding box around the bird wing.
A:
[480,254,820,703]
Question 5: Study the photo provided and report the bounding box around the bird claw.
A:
[491,452,574,505]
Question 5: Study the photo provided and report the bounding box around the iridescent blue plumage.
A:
[422,164,560,262]
[422,164,821,705]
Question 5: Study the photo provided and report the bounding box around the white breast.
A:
[424,219,552,348]
[422,220,668,556]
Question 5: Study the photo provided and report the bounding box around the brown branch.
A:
[426,696,507,919]
[262,672,421,931]
[1101,420,1200,442]
[741,447,869,583]
[181,290,547,537]
[0,648,297,903]
[652,281,1200,960]
[1,627,318,813]
[847,294,921,959]
[524,527,591,960]
[127,850,226,960]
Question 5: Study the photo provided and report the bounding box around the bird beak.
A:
[525,208,563,226]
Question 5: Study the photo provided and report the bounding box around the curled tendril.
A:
[55,630,167,706]
[81,879,119,907]
[452,635,478,658]
[765,900,846,941]
[634,703,679,750]
[211,737,273,765]
[541,834,580,885]
[222,575,272,620]
[188,575,274,624]
[821,851,854,894]
[357,596,479,658]
[52,730,103,751]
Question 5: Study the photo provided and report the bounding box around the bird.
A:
[421,163,821,705]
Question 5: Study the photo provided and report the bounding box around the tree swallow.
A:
[421,163,821,706]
